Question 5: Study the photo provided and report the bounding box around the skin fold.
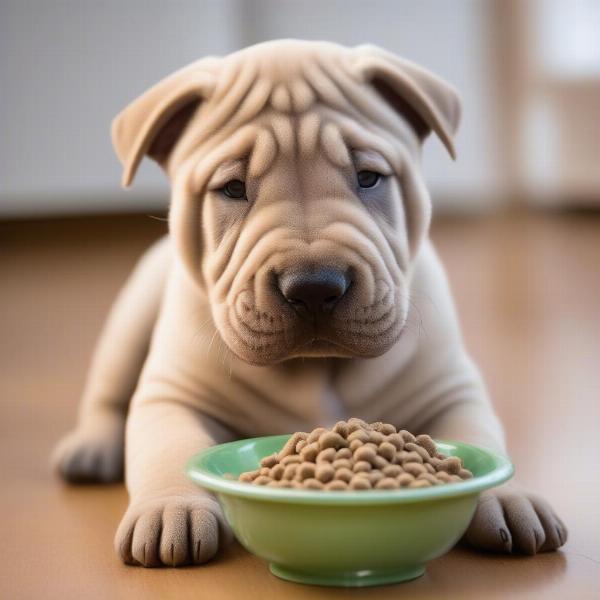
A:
[52,40,567,566]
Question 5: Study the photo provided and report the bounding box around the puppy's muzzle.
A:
[278,267,350,319]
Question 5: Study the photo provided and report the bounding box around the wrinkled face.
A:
[117,42,461,366]
[172,104,429,366]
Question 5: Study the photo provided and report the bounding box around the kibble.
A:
[353,460,372,473]
[375,477,399,490]
[238,420,473,491]
[349,439,364,451]
[332,458,352,470]
[315,463,335,483]
[316,448,336,463]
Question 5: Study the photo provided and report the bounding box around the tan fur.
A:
[53,40,566,566]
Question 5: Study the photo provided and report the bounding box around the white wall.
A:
[0,0,500,218]
[239,0,501,212]
[0,0,240,217]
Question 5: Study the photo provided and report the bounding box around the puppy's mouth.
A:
[220,282,407,365]
[224,319,406,366]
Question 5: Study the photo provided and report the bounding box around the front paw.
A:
[52,414,124,483]
[465,484,568,555]
[115,495,231,567]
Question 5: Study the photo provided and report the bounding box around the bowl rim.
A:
[186,435,514,505]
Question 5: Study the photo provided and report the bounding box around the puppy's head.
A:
[112,40,460,365]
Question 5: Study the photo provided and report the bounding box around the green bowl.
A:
[186,435,513,587]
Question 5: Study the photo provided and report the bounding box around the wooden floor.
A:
[1,211,599,599]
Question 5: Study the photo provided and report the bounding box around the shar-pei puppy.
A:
[53,40,567,566]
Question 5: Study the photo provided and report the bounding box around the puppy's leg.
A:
[52,237,170,483]
[422,400,567,555]
[115,398,234,567]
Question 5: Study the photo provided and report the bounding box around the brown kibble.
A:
[435,471,453,483]
[400,451,424,465]
[300,442,320,462]
[378,441,396,461]
[397,473,415,487]
[334,467,354,483]
[385,433,405,450]
[368,430,385,445]
[270,464,285,480]
[332,458,353,470]
[332,421,349,438]
[239,469,260,482]
[459,468,473,479]
[368,471,384,485]
[354,445,377,464]
[307,427,327,443]
[404,442,430,461]
[303,478,324,490]
[349,439,364,451]
[375,477,400,490]
[239,422,472,492]
[380,423,397,435]
[283,463,298,480]
[260,453,278,468]
[319,431,348,450]
[336,448,353,460]
[395,451,408,464]
[315,463,335,483]
[295,439,307,453]
[382,464,403,477]
[353,460,372,473]
[316,448,336,463]
[325,479,348,491]
[415,434,437,457]
[399,429,416,443]
[403,462,426,477]
[348,429,370,443]
[297,462,316,481]
[278,432,307,459]
[350,476,372,490]
[439,457,461,475]
[418,473,440,485]
[408,479,431,489]
[347,417,369,432]
[373,455,389,470]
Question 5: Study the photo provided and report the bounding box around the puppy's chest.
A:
[227,349,412,435]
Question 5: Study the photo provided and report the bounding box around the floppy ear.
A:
[353,45,461,158]
[111,59,218,187]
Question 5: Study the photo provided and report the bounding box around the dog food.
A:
[238,418,473,490]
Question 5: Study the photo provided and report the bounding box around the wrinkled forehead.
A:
[173,52,420,183]
[208,110,397,184]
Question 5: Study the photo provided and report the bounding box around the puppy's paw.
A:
[52,413,125,483]
[465,483,568,555]
[115,495,231,567]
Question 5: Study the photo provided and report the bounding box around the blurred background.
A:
[2,0,600,216]
[1,2,599,598]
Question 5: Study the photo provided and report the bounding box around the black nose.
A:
[278,268,350,317]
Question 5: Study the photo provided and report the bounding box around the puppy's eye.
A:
[221,179,246,199]
[357,170,382,189]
